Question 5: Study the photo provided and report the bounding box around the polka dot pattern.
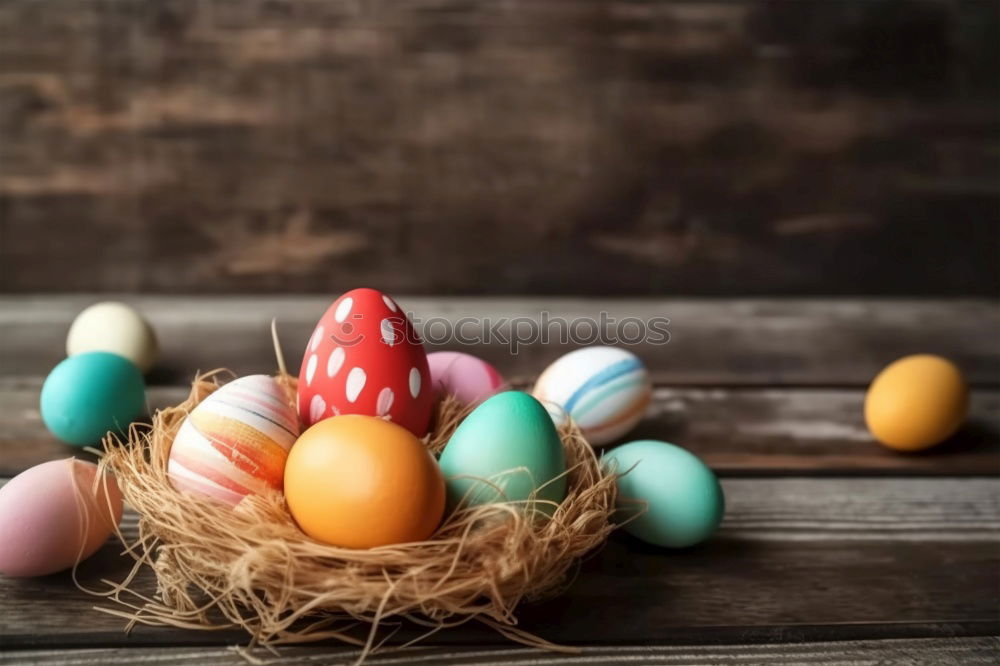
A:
[380,318,396,346]
[327,346,345,378]
[409,367,421,399]
[297,288,433,436]
[334,297,353,323]
[346,367,366,403]
[310,325,324,352]
[305,354,318,386]
[309,394,326,423]
[376,387,394,416]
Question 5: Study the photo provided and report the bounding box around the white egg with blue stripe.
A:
[531,346,652,446]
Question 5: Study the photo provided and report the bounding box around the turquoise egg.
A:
[603,440,724,548]
[438,391,566,511]
[40,352,145,446]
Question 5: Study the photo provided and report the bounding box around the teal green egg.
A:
[40,352,145,446]
[438,391,567,511]
[603,440,724,548]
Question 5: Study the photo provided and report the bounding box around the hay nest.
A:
[95,370,618,658]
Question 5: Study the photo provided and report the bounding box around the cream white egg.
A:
[67,302,159,373]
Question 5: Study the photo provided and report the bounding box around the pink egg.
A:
[427,351,504,405]
[0,459,123,577]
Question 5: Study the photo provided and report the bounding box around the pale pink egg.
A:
[0,459,123,577]
[427,351,504,406]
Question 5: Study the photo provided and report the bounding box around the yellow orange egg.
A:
[864,354,968,452]
[284,415,445,548]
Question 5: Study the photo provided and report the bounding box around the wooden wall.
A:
[0,0,997,296]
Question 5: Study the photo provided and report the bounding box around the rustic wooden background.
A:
[1,0,998,296]
[1,3,999,662]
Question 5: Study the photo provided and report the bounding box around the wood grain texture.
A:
[1,296,996,657]
[1,382,997,477]
[99,477,997,543]
[2,296,998,386]
[0,0,997,296]
[2,637,999,665]
[1,478,997,648]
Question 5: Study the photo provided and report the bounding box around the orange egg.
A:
[864,354,969,452]
[284,415,445,548]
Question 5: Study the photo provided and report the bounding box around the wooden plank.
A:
[0,1,997,297]
[1,637,998,665]
[1,382,996,477]
[94,477,998,542]
[7,477,996,544]
[631,387,1000,477]
[2,296,998,386]
[1,478,997,648]
[97,478,996,544]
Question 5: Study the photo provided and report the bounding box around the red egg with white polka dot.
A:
[297,288,433,437]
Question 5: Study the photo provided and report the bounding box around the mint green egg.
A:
[40,352,145,446]
[603,440,724,548]
[438,391,567,511]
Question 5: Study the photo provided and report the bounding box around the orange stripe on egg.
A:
[582,391,652,437]
[189,411,288,488]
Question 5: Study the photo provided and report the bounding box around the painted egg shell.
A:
[168,374,299,506]
[865,354,968,452]
[297,288,433,437]
[532,346,651,446]
[285,415,445,548]
[67,301,159,373]
[438,391,566,512]
[40,351,146,446]
[0,459,123,577]
[427,351,504,405]
[603,440,724,548]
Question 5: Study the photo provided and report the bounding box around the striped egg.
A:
[168,375,299,506]
[532,346,651,446]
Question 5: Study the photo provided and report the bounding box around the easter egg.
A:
[40,352,145,446]
[427,351,504,405]
[168,375,299,506]
[438,391,566,511]
[603,440,724,548]
[284,415,445,548]
[67,301,159,373]
[0,459,123,577]
[865,354,968,452]
[532,346,651,446]
[298,288,433,437]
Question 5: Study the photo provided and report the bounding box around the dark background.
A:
[1,0,997,296]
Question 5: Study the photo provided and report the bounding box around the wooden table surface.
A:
[1,296,998,665]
